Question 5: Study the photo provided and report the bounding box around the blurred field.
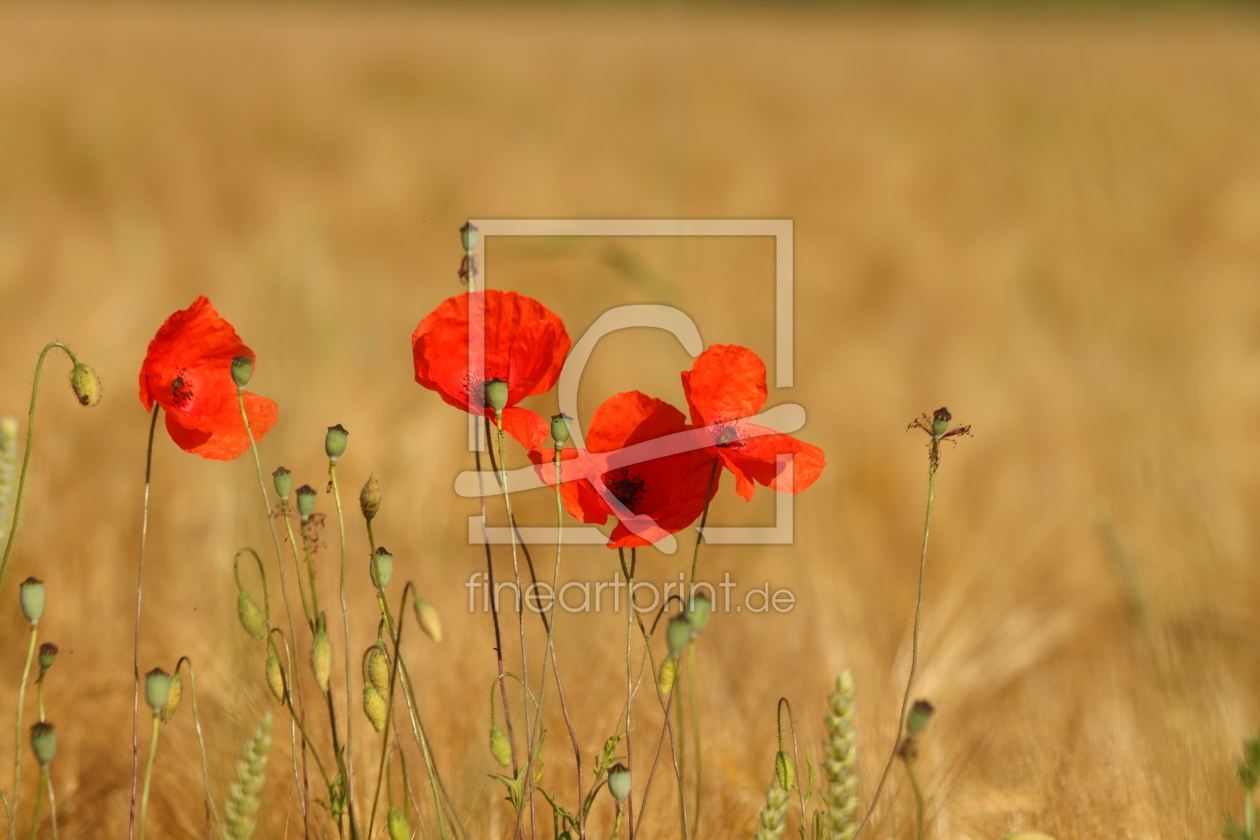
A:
[2,1,1260,837]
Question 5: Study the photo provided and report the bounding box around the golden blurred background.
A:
[1,1,1260,837]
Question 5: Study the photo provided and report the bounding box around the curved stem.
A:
[174,657,223,836]
[11,626,37,840]
[137,715,161,840]
[328,461,359,840]
[128,404,160,840]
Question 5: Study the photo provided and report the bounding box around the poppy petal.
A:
[498,407,550,453]
[718,427,825,501]
[681,344,767,426]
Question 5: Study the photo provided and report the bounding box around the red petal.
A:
[528,448,615,526]
[139,296,252,413]
[718,427,825,501]
[498,407,549,452]
[681,344,767,426]
[162,392,278,461]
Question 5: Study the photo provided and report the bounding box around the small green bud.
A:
[558,833,573,840]
[774,750,795,790]
[484,379,508,413]
[296,485,317,520]
[460,221,478,253]
[266,653,286,703]
[237,591,267,642]
[666,615,692,657]
[29,722,55,766]
[231,356,254,388]
[311,628,332,692]
[363,684,388,732]
[366,644,390,696]
[387,806,411,840]
[489,724,512,768]
[683,593,711,635]
[607,763,631,802]
[69,363,102,407]
[161,672,182,724]
[325,424,348,461]
[272,466,292,499]
[38,643,58,673]
[657,655,678,696]
[413,598,443,643]
[360,473,381,522]
[550,413,572,446]
[145,668,171,714]
[370,547,394,590]
[19,578,44,624]
[906,699,935,739]
[931,407,951,439]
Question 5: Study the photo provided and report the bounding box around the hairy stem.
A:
[137,716,161,840]
[128,405,160,840]
[11,626,36,840]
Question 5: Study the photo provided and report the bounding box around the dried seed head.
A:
[683,593,711,635]
[608,763,631,802]
[931,407,951,438]
[296,485,317,520]
[666,615,692,657]
[230,356,254,388]
[388,807,411,840]
[19,577,44,624]
[489,724,512,768]
[237,591,267,642]
[460,222,478,253]
[311,626,332,692]
[325,424,349,461]
[69,363,102,407]
[145,668,171,714]
[161,672,182,724]
[484,379,508,413]
[272,466,292,500]
[550,414,572,446]
[38,643,58,673]
[657,655,678,696]
[360,473,381,522]
[363,684,387,732]
[366,644,390,696]
[370,547,394,590]
[29,722,55,766]
[414,598,443,643]
[266,653,286,704]
[906,699,935,739]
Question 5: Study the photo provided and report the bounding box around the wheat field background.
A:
[0,1,1259,837]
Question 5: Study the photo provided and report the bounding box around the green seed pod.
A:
[311,628,332,692]
[666,615,692,657]
[360,473,381,522]
[69,363,102,407]
[388,806,411,840]
[325,424,349,461]
[363,684,387,732]
[414,598,443,643]
[484,379,508,413]
[607,763,631,802]
[272,466,292,500]
[266,653,286,703]
[29,722,55,766]
[931,407,951,438]
[38,643,58,673]
[145,668,171,714]
[296,485,317,520]
[237,591,267,642]
[550,413,572,446]
[460,222,478,253]
[906,699,935,739]
[19,577,44,624]
[231,356,254,388]
[489,724,512,768]
[558,833,573,840]
[366,644,390,696]
[683,593,711,635]
[774,750,795,790]
[370,547,394,590]
[657,655,678,696]
[161,672,182,724]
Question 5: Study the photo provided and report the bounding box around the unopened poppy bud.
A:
[325,424,349,461]
[237,591,267,641]
[69,363,102,407]
[666,615,692,657]
[608,763,631,802]
[683,593,711,635]
[657,655,678,696]
[460,221,478,253]
[775,750,795,790]
[387,807,411,840]
[489,724,512,768]
[931,408,951,438]
[360,473,381,521]
[161,672,182,724]
[38,643,58,673]
[145,668,171,714]
[296,485,317,520]
[906,699,935,738]
[363,684,387,732]
[311,627,332,692]
[550,414,572,446]
[29,723,55,766]
[414,598,443,643]
[266,654,286,703]
[484,379,508,413]
[366,644,390,696]
[19,577,44,624]
[231,356,254,388]
[272,466,292,499]
[370,547,394,589]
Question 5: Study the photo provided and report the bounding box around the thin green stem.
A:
[687,642,702,838]
[11,625,37,840]
[621,547,636,839]
[43,768,56,840]
[174,657,223,836]
[25,769,44,840]
[35,679,43,726]
[687,459,719,588]
[128,405,160,840]
[137,715,161,840]
[905,756,925,840]
[328,461,359,840]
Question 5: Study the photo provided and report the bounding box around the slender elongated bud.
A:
[237,591,267,641]
[775,750,795,790]
[460,222,478,253]
[484,379,508,413]
[266,653,286,703]
[38,643,58,673]
[683,593,711,635]
[311,617,332,692]
[70,363,102,407]
[489,724,512,768]
[363,684,387,732]
[666,614,692,656]
[931,408,951,439]
[29,722,55,765]
[414,598,443,643]
[296,485,317,520]
[366,644,390,696]
[272,466,292,500]
[360,473,381,521]
[388,806,411,840]
[608,763,631,802]
[370,547,394,590]
[657,655,678,696]
[906,699,935,739]
[325,424,348,461]
[161,672,182,724]
[19,577,44,624]
[550,413,572,446]
[145,668,171,714]
[231,356,254,388]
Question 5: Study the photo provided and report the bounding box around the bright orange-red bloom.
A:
[411,290,570,450]
[139,296,278,461]
[531,391,719,549]
[681,344,825,501]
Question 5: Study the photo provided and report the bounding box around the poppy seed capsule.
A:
[311,628,332,692]
[489,724,512,768]
[607,763,631,802]
[931,408,951,438]
[38,643,58,672]
[906,699,935,738]
[366,644,390,696]
[360,473,381,521]
[272,466,292,499]
[666,615,692,657]
[237,591,267,642]
[387,807,411,840]
[550,414,572,446]
[325,424,348,461]
[161,673,182,724]
[370,547,394,590]
[145,668,171,714]
[414,598,443,643]
[29,722,55,766]
[19,577,44,624]
[657,655,678,696]
[231,356,254,388]
[69,363,101,407]
[296,485,317,520]
[266,653,286,703]
[363,684,387,732]
[484,379,508,413]
[460,222,478,253]
[775,750,795,790]
[683,593,711,635]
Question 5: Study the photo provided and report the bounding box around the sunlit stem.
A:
[25,769,44,840]
[904,753,926,840]
[11,625,36,840]
[327,461,359,838]
[619,547,636,837]
[128,405,160,840]
[136,715,161,840]
[43,768,56,840]
[174,657,223,836]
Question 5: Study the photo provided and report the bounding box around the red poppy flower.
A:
[412,290,570,450]
[530,391,719,549]
[680,344,825,501]
[138,296,279,461]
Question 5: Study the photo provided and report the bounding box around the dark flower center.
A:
[170,370,194,410]
[605,469,647,513]
[713,421,745,450]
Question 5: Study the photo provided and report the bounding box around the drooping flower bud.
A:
[657,655,678,696]
[366,644,390,696]
[325,424,349,461]
[484,379,508,413]
[387,807,411,840]
[231,356,254,388]
[29,722,55,765]
[38,643,58,673]
[370,547,394,590]
[906,699,935,738]
[363,684,387,732]
[460,222,478,254]
[311,625,332,693]
[683,593,711,635]
[607,763,631,802]
[666,615,692,657]
[489,724,512,768]
[237,591,267,642]
[69,363,102,407]
[550,414,572,446]
[19,577,44,624]
[296,485,317,520]
[413,598,443,643]
[145,668,171,714]
[161,672,182,724]
[774,750,795,790]
[272,466,292,500]
[266,653,286,703]
[931,408,951,439]
[360,473,381,522]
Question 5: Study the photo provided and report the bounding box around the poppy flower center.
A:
[605,469,647,513]
[170,370,194,410]
[461,373,510,411]
[712,421,745,450]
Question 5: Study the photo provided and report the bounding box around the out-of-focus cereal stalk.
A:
[0,418,17,557]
